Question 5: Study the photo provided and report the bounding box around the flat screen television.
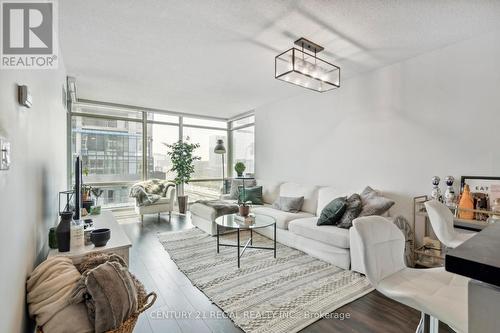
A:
[74,155,82,220]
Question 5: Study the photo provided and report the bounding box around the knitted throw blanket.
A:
[27,256,82,327]
[129,179,175,206]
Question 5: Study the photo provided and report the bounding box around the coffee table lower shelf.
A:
[216,216,276,268]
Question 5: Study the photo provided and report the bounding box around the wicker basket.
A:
[37,272,157,333]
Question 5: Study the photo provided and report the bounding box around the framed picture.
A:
[460,176,500,209]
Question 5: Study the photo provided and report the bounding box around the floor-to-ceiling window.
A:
[71,105,144,207]
[69,101,251,208]
[182,118,228,201]
[146,112,180,180]
[229,114,255,176]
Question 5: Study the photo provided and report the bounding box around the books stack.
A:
[235,213,256,224]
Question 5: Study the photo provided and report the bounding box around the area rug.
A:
[158,228,373,333]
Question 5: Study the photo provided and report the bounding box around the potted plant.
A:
[165,137,201,214]
[82,184,93,214]
[91,187,104,214]
[234,162,246,177]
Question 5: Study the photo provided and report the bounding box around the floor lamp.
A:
[214,139,226,194]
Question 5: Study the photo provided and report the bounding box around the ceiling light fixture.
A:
[275,37,340,92]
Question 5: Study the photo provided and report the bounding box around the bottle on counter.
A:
[458,184,475,220]
[70,218,85,250]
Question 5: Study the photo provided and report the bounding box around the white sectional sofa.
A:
[190,179,387,271]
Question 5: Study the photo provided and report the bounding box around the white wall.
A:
[256,31,500,219]
[0,62,67,332]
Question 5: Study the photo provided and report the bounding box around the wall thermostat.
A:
[0,137,11,170]
[18,85,32,108]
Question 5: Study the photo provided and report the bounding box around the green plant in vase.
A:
[165,137,201,214]
[91,187,104,214]
[234,162,246,177]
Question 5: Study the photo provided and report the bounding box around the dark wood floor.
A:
[118,211,451,333]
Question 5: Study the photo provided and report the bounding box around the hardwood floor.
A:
[117,210,451,333]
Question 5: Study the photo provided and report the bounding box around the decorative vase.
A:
[178,195,188,214]
[443,176,456,208]
[430,176,442,202]
[239,205,249,217]
[237,172,243,177]
[56,211,73,252]
[458,184,475,220]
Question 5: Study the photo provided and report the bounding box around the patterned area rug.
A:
[112,209,140,224]
[159,228,373,333]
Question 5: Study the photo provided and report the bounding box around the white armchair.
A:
[351,216,468,333]
[134,186,176,224]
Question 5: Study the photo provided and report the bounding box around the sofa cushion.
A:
[289,217,351,249]
[256,179,282,204]
[337,193,363,229]
[316,187,345,216]
[359,186,395,217]
[279,182,319,215]
[317,197,347,226]
[228,178,256,200]
[272,196,304,213]
[239,186,263,205]
[252,206,314,230]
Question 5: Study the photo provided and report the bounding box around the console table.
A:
[48,211,132,265]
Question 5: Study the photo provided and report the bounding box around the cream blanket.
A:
[27,256,82,327]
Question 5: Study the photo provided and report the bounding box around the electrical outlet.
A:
[0,137,11,170]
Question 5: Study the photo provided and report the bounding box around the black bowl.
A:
[90,228,111,247]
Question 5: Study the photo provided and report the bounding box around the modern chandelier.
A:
[275,37,340,92]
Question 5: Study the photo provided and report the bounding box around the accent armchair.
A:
[133,185,176,224]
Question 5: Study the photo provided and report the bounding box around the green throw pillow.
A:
[238,186,263,205]
[317,197,347,226]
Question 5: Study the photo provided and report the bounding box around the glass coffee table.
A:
[215,214,276,268]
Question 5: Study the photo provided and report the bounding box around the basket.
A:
[37,268,157,333]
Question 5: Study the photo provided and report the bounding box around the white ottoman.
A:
[190,201,238,235]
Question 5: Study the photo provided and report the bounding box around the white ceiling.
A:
[60,0,500,118]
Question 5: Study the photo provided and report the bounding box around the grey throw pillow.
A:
[317,197,347,226]
[337,194,363,229]
[228,178,256,200]
[359,186,395,217]
[272,196,304,213]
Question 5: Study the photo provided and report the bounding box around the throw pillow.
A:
[229,178,257,200]
[238,186,264,205]
[317,197,347,226]
[359,186,395,217]
[272,196,304,213]
[337,194,363,229]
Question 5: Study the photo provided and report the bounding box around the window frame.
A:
[68,100,254,207]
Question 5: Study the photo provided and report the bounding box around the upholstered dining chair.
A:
[424,200,476,248]
[351,216,468,333]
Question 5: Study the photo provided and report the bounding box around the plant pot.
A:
[82,200,94,213]
[178,195,188,214]
[239,205,249,217]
